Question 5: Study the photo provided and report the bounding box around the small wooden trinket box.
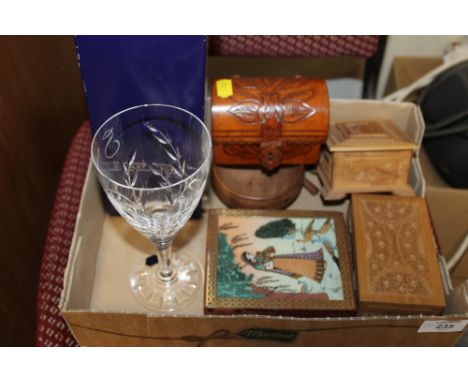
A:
[317,120,418,200]
[205,209,356,316]
[351,194,446,315]
[211,77,329,209]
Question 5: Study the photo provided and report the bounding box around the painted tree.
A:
[255,218,296,238]
[216,233,262,298]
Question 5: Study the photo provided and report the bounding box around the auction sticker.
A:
[418,320,468,333]
[216,79,233,98]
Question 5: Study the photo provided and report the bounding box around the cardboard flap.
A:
[329,99,425,152]
[327,120,418,152]
[60,163,105,311]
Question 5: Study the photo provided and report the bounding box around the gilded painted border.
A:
[205,209,356,313]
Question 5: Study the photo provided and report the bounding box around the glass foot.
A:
[129,250,203,312]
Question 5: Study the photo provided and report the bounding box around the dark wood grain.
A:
[0,36,88,345]
[212,164,304,209]
[211,77,329,168]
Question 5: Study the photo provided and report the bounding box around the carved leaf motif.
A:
[102,128,112,140]
[150,162,170,186]
[164,148,178,163]
[235,91,262,102]
[282,100,316,124]
[228,101,261,124]
[170,164,183,178]
[279,89,316,124]
[145,122,171,146]
[223,143,259,160]
[123,149,138,187]
[128,149,137,168]
[280,142,314,159]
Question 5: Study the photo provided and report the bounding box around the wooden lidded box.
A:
[211,77,329,209]
[317,120,418,200]
[351,194,446,316]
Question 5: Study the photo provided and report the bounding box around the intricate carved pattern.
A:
[227,78,316,127]
[144,122,189,186]
[218,141,316,163]
[259,141,282,170]
[358,198,432,298]
[212,77,328,168]
[334,151,411,188]
[98,121,207,242]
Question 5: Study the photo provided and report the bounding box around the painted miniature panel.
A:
[205,210,355,314]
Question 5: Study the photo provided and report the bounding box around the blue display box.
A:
[75,35,207,132]
[75,35,207,216]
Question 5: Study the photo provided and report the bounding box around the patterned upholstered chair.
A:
[36,122,91,346]
[209,35,380,58]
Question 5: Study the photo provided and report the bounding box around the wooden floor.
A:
[0,36,88,345]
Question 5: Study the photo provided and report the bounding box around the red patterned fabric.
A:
[36,122,91,347]
[209,35,380,58]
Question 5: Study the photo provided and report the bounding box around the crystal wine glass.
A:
[91,104,212,312]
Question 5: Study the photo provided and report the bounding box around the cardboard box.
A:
[385,56,468,281]
[426,187,468,289]
[384,56,443,97]
[385,56,468,345]
[60,100,468,346]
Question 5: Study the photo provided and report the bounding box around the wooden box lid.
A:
[327,120,418,153]
[211,77,329,169]
[351,194,446,315]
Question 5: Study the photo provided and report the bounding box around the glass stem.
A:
[154,240,176,283]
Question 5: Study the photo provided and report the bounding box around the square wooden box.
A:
[317,120,418,200]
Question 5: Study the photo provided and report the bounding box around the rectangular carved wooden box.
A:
[351,194,446,315]
[211,77,329,170]
[317,120,418,200]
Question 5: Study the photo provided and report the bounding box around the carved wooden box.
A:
[211,77,329,170]
[351,194,446,315]
[211,77,329,209]
[317,120,418,200]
